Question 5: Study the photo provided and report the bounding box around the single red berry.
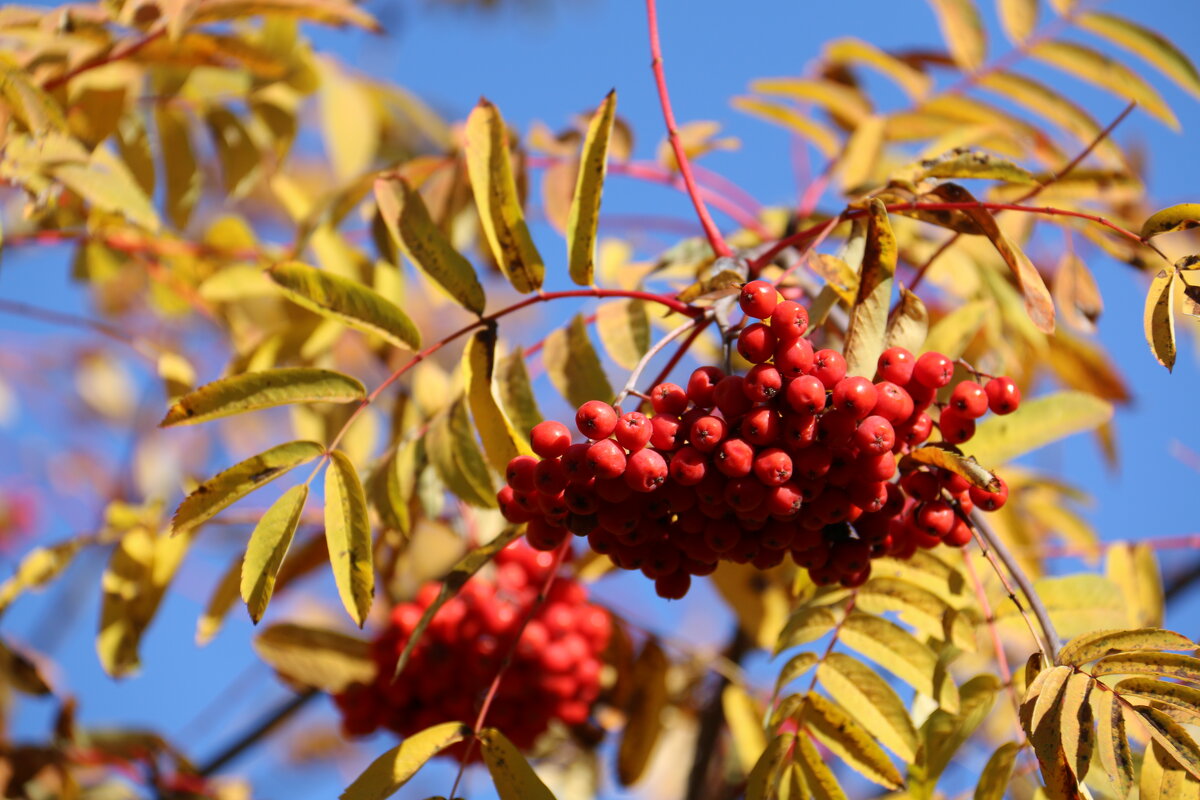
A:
[686,366,725,409]
[737,322,777,364]
[968,476,1008,511]
[498,485,537,523]
[563,484,598,515]
[774,337,815,378]
[703,519,741,553]
[901,470,942,502]
[831,540,872,575]
[766,483,803,517]
[817,409,858,446]
[942,519,973,547]
[939,408,976,445]
[690,415,728,452]
[575,400,619,439]
[527,517,569,551]
[785,375,826,415]
[916,500,955,537]
[724,476,767,511]
[714,376,754,418]
[955,490,974,515]
[792,445,833,479]
[753,447,793,486]
[742,407,782,445]
[615,411,652,451]
[832,376,878,419]
[895,412,933,448]
[625,449,669,492]
[650,382,689,416]
[811,349,848,388]
[739,280,779,319]
[534,458,568,495]
[561,442,596,485]
[744,364,783,402]
[640,543,682,579]
[770,300,809,340]
[668,446,707,485]
[714,438,754,477]
[586,439,627,479]
[505,455,539,492]
[941,471,971,494]
[849,480,889,514]
[783,412,818,449]
[949,380,988,418]
[856,450,897,482]
[985,377,1021,415]
[855,415,896,455]
[913,352,954,388]
[871,381,914,424]
[877,347,915,384]
[655,570,691,599]
[649,414,683,450]
[530,420,572,459]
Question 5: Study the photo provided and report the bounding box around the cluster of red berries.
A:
[497,281,1018,598]
[334,541,610,758]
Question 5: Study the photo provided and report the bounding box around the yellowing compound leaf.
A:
[775,606,839,654]
[155,106,202,230]
[975,741,1021,800]
[997,0,1038,43]
[172,440,322,534]
[1058,671,1094,781]
[919,149,1037,184]
[341,722,470,800]
[374,178,485,315]
[253,622,373,692]
[1134,706,1200,780]
[843,200,896,378]
[465,99,543,293]
[496,348,542,439]
[568,90,617,286]
[967,391,1113,465]
[1106,543,1165,628]
[190,0,379,29]
[1031,40,1177,129]
[885,286,928,354]
[161,368,365,427]
[902,444,999,491]
[1077,12,1200,98]
[269,261,420,350]
[617,639,669,786]
[817,652,919,761]
[480,727,556,800]
[1053,252,1103,333]
[732,96,840,158]
[241,484,308,624]
[795,733,849,800]
[427,397,496,508]
[1142,205,1200,238]
[1096,686,1134,798]
[324,451,374,627]
[463,328,532,473]
[1091,652,1200,683]
[0,538,91,616]
[840,610,959,711]
[543,313,613,408]
[802,692,903,789]
[722,684,768,775]
[595,299,650,370]
[98,527,192,677]
[1058,628,1195,667]
[824,38,932,100]
[1144,267,1177,371]
[926,0,988,71]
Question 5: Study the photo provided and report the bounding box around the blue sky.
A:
[3,1,1200,798]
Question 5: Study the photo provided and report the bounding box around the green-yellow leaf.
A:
[1077,12,1200,98]
[921,299,990,359]
[843,200,896,377]
[795,733,849,800]
[463,328,532,473]
[374,178,486,315]
[269,261,420,350]
[817,652,919,761]
[997,0,1038,44]
[840,610,960,712]
[426,397,496,508]
[967,391,1113,465]
[1144,267,1177,371]
[464,99,544,293]
[155,105,202,230]
[919,149,1037,184]
[1141,204,1200,238]
[340,722,470,800]
[568,90,617,286]
[241,484,308,624]
[253,622,373,693]
[0,538,90,616]
[596,299,650,370]
[885,285,929,354]
[618,639,669,786]
[543,313,613,408]
[975,741,1021,800]
[775,606,839,654]
[161,368,365,427]
[824,38,932,100]
[324,451,374,627]
[1031,40,1178,129]
[722,684,768,776]
[732,96,840,158]
[926,0,988,71]
[189,0,380,29]
[902,444,999,492]
[1058,628,1194,667]
[496,348,542,439]
[172,441,321,534]
[775,652,820,694]
[1096,685,1134,798]
[196,554,241,646]
[480,727,556,800]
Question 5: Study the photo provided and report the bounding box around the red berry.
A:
[668,446,707,485]
[714,438,754,477]
[561,442,596,485]
[534,458,568,495]
[737,323,776,364]
[655,570,691,599]
[586,439,626,479]
[877,347,915,384]
[793,445,833,480]
[686,366,724,408]
[650,382,689,416]
[739,280,779,319]
[832,376,878,419]
[576,400,619,439]
[770,300,809,340]
[871,381,914,424]
[985,377,1021,415]
[939,408,975,445]
[530,420,572,458]
[849,480,889,513]
[895,412,933,448]
[968,476,1008,511]
[649,414,683,450]
[785,375,825,415]
[742,407,781,445]
[766,483,803,517]
[812,349,848,388]
[615,411,653,451]
[942,519,973,547]
[783,412,818,449]
[753,447,793,486]
[817,409,857,446]
[831,540,871,575]
[949,380,988,419]
[916,500,955,537]
[744,364,783,402]
[714,376,753,418]
[901,470,942,502]
[856,450,897,482]
[625,449,668,492]
[724,476,767,511]
[913,352,954,388]
[774,337,815,378]
[506,455,539,492]
[855,415,896,455]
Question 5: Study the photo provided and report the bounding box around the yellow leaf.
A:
[1117,678,1200,719]
[241,484,308,623]
[1058,671,1094,780]
[901,444,999,492]
[190,0,380,29]
[196,555,241,646]
[722,684,768,776]
[1059,628,1194,667]
[1091,652,1200,683]
[595,299,650,371]
[1095,685,1134,798]
[1143,742,1168,800]
[795,731,849,800]
[914,675,999,790]
[775,606,838,654]
[617,639,669,786]
[885,286,928,355]
[746,733,794,800]
[856,577,977,651]
[1144,267,1177,371]
[0,638,52,695]
[1077,12,1200,98]
[53,148,161,233]
[172,440,322,534]
[0,539,90,616]
[374,178,486,316]
[975,741,1021,800]
[426,397,497,508]
[160,368,366,427]
[1134,706,1200,780]
[978,72,1120,162]
[1053,252,1103,333]
[839,115,885,192]
[926,0,988,71]
[341,722,470,800]
[464,99,544,293]
[463,327,532,473]
[731,96,840,158]
[1106,543,1165,627]
[1142,204,1200,238]
[809,253,859,304]
[253,622,373,692]
[568,90,617,287]
[967,391,1113,465]
[919,149,1037,184]
[749,78,872,126]
[155,105,202,230]
[204,106,261,199]
[0,55,66,133]
[1031,40,1178,129]
[817,652,919,761]
[324,451,374,627]
[843,201,896,377]
[839,610,960,712]
[543,313,613,409]
[922,300,989,359]
[317,58,378,183]
[997,0,1038,44]
[803,693,902,789]
[824,38,932,100]
[479,727,556,800]
[774,652,820,694]
[496,348,542,442]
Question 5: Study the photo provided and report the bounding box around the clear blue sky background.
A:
[3,1,1200,798]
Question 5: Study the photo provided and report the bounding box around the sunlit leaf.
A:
[617,639,668,786]
[1096,686,1134,798]
[1053,252,1103,333]
[253,623,373,692]
[190,0,380,28]
[802,692,903,789]
[926,0,987,71]
[324,451,374,627]
[1141,204,1200,238]
[902,444,999,492]
[997,0,1037,44]
[1058,670,1094,780]
[0,55,66,133]
[1060,628,1194,667]
[839,116,885,192]
[242,484,308,624]
[843,201,896,377]
[977,72,1119,161]
[775,652,820,694]
[496,347,542,440]
[1031,40,1178,129]
[463,327,532,473]
[817,653,919,761]
[919,149,1037,184]
[732,96,840,158]
[596,299,650,371]
[795,730,849,800]
[1143,267,1177,371]
[155,105,202,230]
[205,106,261,199]
[1077,12,1200,98]
[427,397,496,508]
[568,90,617,287]
[824,38,932,100]
[967,391,1113,465]
[0,539,92,616]
[1135,706,1200,780]
[749,77,872,125]
[543,313,613,408]
[53,149,161,233]
[840,610,960,711]
[722,684,768,776]
[480,727,556,800]
[1091,651,1200,683]
[775,607,839,654]
[341,722,470,800]
[975,741,1020,800]
[746,733,794,800]
[1106,543,1165,628]
[160,368,366,427]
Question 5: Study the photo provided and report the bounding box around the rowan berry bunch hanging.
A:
[498,282,1019,599]
[334,541,610,759]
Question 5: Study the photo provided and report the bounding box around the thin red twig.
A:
[43,27,167,91]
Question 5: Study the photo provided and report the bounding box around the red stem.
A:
[43,27,167,91]
[645,0,734,258]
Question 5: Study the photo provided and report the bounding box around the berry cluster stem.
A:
[614,316,706,407]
